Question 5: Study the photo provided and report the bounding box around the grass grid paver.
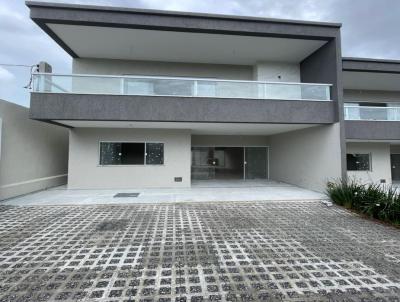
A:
[0,202,399,301]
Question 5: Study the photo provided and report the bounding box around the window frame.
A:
[346,153,372,172]
[98,141,164,166]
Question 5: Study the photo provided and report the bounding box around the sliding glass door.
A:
[391,154,400,181]
[191,146,268,180]
[244,147,268,179]
[191,147,244,180]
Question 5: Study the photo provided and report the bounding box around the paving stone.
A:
[0,202,399,301]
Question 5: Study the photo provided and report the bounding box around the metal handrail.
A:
[344,105,400,121]
[32,73,332,101]
[32,72,333,86]
[344,105,400,110]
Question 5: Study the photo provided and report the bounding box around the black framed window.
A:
[146,143,164,165]
[100,142,164,165]
[347,153,371,171]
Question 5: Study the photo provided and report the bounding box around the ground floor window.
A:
[347,153,371,171]
[100,142,164,165]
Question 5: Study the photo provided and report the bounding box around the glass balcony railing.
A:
[344,105,400,121]
[31,73,332,101]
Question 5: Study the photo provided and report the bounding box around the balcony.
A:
[344,105,400,121]
[32,73,332,102]
[344,105,400,140]
[29,73,336,126]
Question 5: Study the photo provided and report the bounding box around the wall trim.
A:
[1,174,68,189]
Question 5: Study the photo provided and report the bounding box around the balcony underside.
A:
[30,93,337,126]
[345,121,400,140]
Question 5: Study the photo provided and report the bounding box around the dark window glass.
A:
[100,142,145,165]
[347,153,370,171]
[359,102,386,107]
[146,143,164,165]
[100,142,122,165]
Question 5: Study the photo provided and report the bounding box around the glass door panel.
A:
[391,154,400,181]
[245,147,268,180]
[191,147,216,180]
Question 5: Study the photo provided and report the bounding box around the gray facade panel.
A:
[345,121,400,140]
[27,3,340,60]
[343,58,400,74]
[26,1,341,27]
[300,34,346,179]
[30,93,336,124]
[300,39,341,109]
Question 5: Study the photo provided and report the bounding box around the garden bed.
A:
[327,178,400,227]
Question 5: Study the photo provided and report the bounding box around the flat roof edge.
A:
[343,57,400,74]
[25,1,342,28]
[343,57,400,64]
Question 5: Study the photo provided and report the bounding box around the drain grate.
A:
[113,192,140,198]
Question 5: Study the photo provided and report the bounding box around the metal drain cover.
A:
[114,192,140,198]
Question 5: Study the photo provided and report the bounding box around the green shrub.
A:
[358,183,388,217]
[326,178,364,209]
[326,178,400,226]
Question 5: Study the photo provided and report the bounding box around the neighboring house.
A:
[25,1,399,192]
[0,99,69,200]
[343,58,400,185]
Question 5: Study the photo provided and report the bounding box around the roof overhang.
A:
[343,57,400,91]
[26,1,340,64]
[53,120,316,135]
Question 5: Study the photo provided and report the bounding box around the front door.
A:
[244,147,268,180]
[391,154,400,181]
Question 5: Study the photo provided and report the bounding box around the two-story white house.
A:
[30,1,400,193]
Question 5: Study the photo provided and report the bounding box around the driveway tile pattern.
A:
[0,202,399,301]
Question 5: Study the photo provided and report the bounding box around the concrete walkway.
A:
[2,180,327,206]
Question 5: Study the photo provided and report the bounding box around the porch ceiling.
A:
[47,24,326,64]
[53,120,316,135]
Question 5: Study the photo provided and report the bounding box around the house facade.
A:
[343,58,400,185]
[26,1,399,192]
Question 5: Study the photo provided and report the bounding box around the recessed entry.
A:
[114,193,140,198]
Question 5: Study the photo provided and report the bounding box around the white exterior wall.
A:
[0,100,69,200]
[269,124,343,192]
[347,142,392,184]
[254,62,301,99]
[68,128,191,189]
[73,58,254,80]
[253,62,300,82]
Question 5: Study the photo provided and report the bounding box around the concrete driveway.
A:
[3,181,326,206]
[0,201,399,301]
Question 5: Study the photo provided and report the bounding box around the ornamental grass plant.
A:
[326,178,400,226]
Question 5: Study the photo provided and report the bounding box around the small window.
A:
[146,143,164,165]
[100,142,164,165]
[347,153,371,171]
